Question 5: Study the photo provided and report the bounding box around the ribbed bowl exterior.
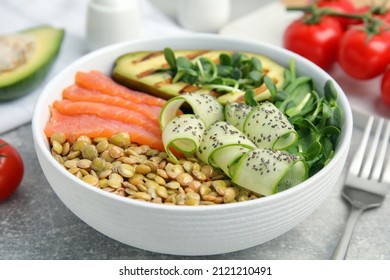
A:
[32,35,353,256]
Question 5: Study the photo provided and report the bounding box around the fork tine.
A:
[332,117,389,260]
[349,116,374,176]
[360,118,384,179]
[381,154,390,184]
[371,120,390,181]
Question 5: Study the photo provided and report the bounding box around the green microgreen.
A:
[162,48,342,177]
[244,89,257,106]
[264,60,342,176]
[162,48,265,95]
[163,47,177,71]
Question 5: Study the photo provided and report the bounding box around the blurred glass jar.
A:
[177,0,231,33]
[86,0,143,51]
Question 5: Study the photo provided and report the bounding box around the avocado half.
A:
[0,25,64,101]
[112,50,285,104]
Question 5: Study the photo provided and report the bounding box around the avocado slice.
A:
[0,25,64,101]
[112,49,285,104]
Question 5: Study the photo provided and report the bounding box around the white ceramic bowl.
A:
[32,34,353,256]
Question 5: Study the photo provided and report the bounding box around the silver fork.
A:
[331,116,390,260]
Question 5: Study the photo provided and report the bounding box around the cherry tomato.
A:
[377,10,390,25]
[317,0,357,29]
[0,139,24,201]
[384,13,390,24]
[353,4,390,25]
[338,27,390,80]
[381,68,390,107]
[317,0,354,8]
[283,16,344,70]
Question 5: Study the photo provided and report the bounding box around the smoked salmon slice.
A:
[53,99,162,137]
[45,108,164,151]
[62,85,161,123]
[75,70,166,107]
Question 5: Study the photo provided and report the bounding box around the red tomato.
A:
[0,139,24,201]
[384,13,390,24]
[381,68,390,107]
[378,10,390,25]
[317,0,357,28]
[353,4,390,25]
[317,0,354,7]
[283,16,344,70]
[338,27,390,79]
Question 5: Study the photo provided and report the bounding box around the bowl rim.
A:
[32,33,353,212]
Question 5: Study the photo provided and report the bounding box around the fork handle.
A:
[331,205,363,260]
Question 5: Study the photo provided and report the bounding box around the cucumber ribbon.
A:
[159,93,307,196]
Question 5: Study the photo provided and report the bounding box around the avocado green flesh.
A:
[113,50,285,104]
[0,25,64,101]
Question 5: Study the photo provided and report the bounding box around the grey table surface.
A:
[1,0,390,260]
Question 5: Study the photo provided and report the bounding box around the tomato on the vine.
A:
[337,26,390,80]
[359,4,390,25]
[384,12,390,24]
[376,9,390,25]
[0,139,24,201]
[283,15,344,70]
[316,0,357,28]
[381,68,390,107]
[317,0,354,9]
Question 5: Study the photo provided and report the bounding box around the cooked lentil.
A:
[49,132,262,205]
